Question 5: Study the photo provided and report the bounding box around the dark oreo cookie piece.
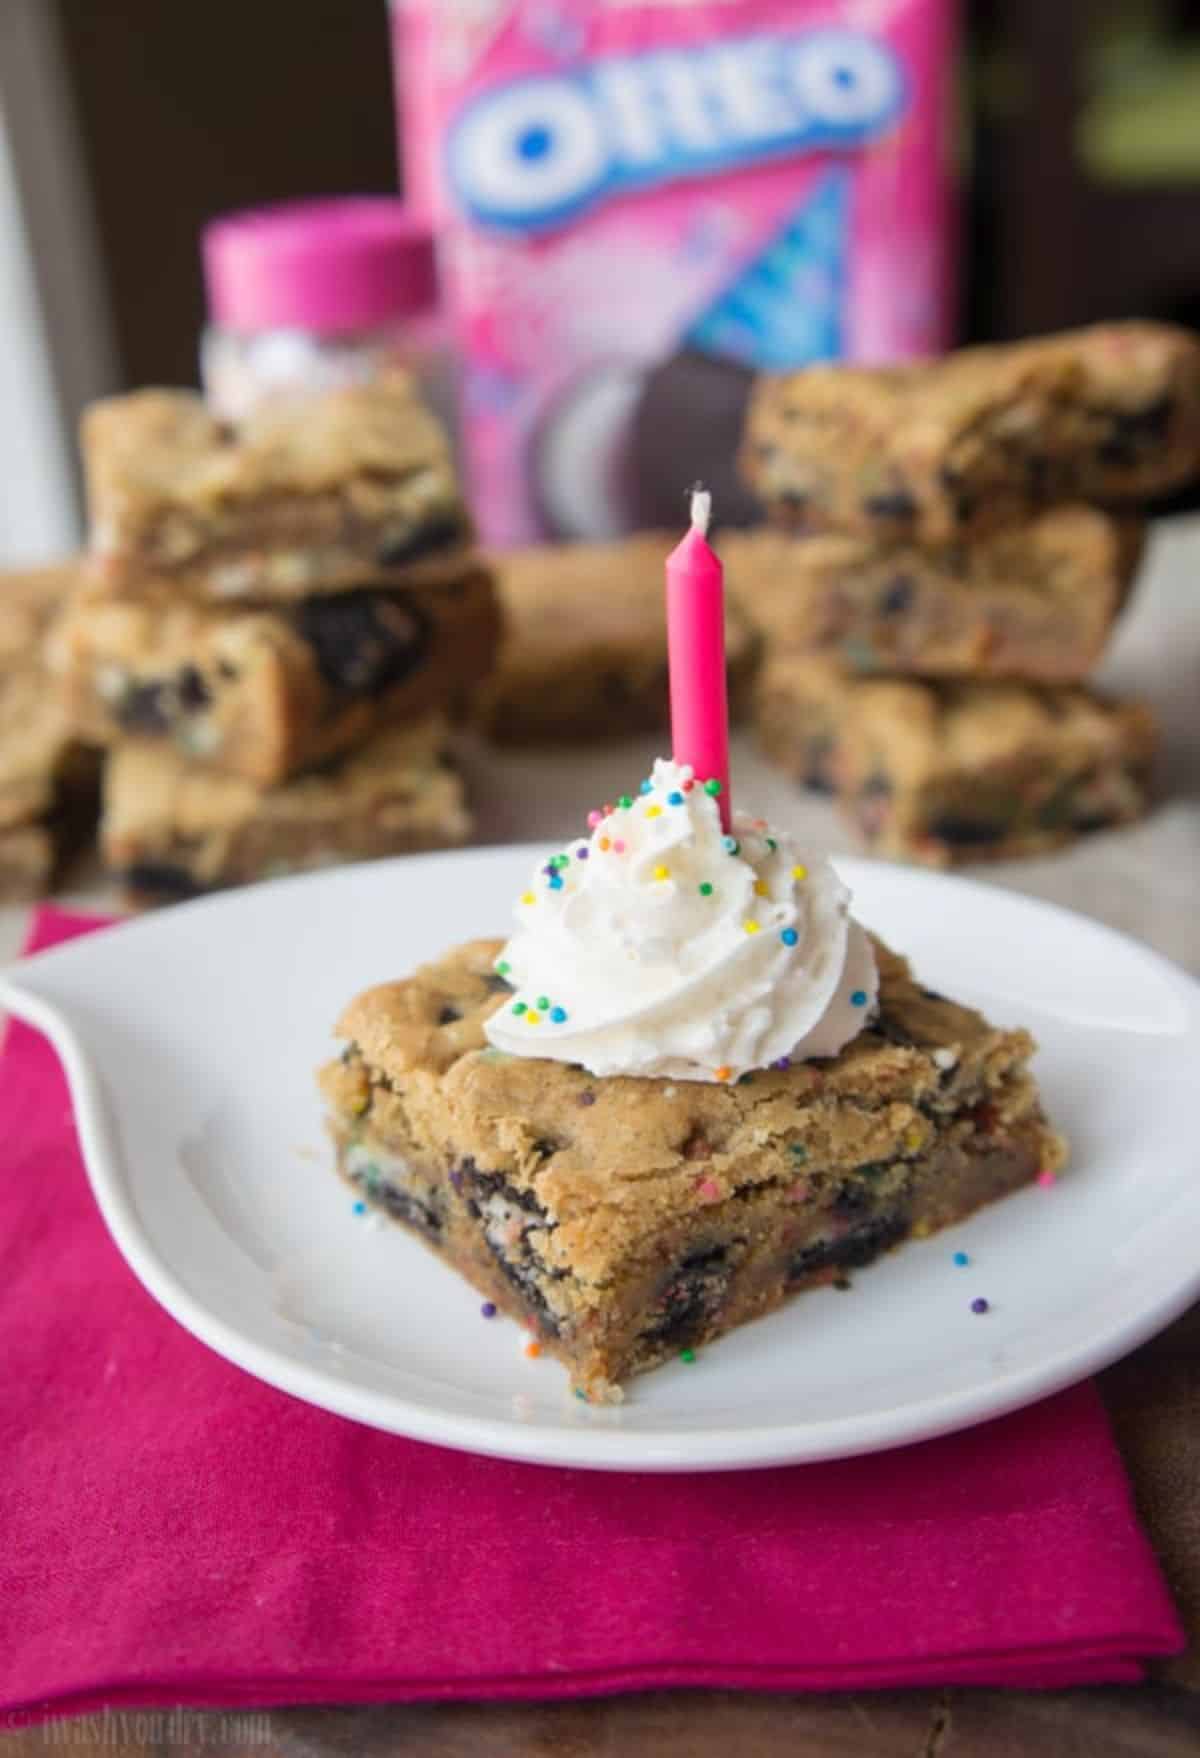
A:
[802,734,836,795]
[296,589,431,697]
[832,1180,872,1219]
[463,1164,548,1219]
[116,666,214,734]
[351,1163,443,1240]
[177,664,212,711]
[928,814,1006,848]
[878,575,915,617]
[116,680,173,734]
[1098,395,1173,468]
[863,489,917,522]
[459,1162,562,1333]
[788,1209,909,1281]
[860,772,893,801]
[939,466,974,525]
[122,862,200,900]
[641,1244,731,1348]
[375,512,465,569]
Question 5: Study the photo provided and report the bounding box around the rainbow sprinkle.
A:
[781,928,798,946]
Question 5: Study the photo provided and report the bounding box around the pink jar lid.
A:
[202,197,438,335]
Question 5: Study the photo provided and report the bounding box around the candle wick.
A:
[689,484,712,537]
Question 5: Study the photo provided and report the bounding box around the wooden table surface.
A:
[3,522,1200,1756]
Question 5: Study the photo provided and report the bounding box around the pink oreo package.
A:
[393,1,956,544]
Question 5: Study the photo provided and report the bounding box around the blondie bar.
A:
[742,322,1200,543]
[320,937,1064,1400]
[102,715,469,902]
[52,571,499,785]
[0,564,99,899]
[724,508,1142,682]
[757,656,1156,865]
[477,533,757,743]
[82,378,474,599]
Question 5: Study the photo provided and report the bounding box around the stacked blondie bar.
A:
[54,377,498,902]
[477,533,758,743]
[0,564,100,901]
[731,322,1200,865]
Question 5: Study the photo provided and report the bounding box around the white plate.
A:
[4,849,1199,1472]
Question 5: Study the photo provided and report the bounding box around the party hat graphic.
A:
[684,169,851,370]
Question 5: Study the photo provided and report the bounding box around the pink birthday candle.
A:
[665,486,731,829]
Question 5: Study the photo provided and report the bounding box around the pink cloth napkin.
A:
[0,907,1182,1723]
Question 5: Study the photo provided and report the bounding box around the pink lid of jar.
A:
[202,197,438,335]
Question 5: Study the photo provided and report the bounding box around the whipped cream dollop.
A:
[484,758,878,1082]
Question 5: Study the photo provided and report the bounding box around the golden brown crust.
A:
[101,715,470,895]
[0,563,97,857]
[81,379,475,599]
[324,934,1050,1267]
[320,935,1065,1395]
[723,507,1143,682]
[741,322,1200,543]
[51,570,501,784]
[757,656,1156,865]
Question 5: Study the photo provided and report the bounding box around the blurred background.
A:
[5,0,1200,564]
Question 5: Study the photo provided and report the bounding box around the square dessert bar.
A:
[723,508,1142,683]
[757,656,1156,866]
[52,570,499,785]
[0,564,99,900]
[320,937,1065,1401]
[476,533,758,743]
[741,322,1200,544]
[101,715,469,903]
[82,377,475,600]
